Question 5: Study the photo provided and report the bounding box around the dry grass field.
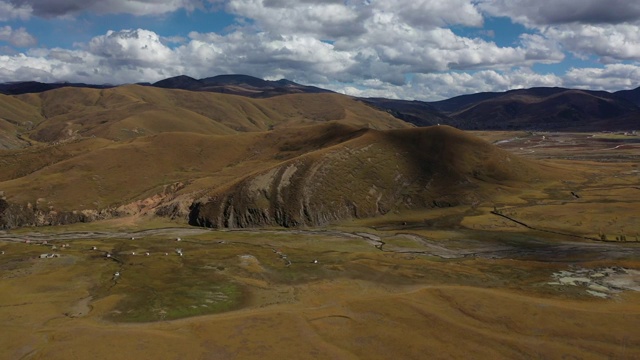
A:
[1,86,640,359]
[2,129,640,359]
[1,220,639,359]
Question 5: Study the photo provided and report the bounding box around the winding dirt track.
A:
[2,227,639,261]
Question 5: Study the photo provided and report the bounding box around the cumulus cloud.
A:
[479,0,640,63]
[226,0,367,39]
[0,0,32,21]
[563,64,640,90]
[339,68,563,100]
[221,0,565,85]
[0,26,37,47]
[182,30,356,83]
[0,29,184,84]
[478,0,640,26]
[87,29,176,67]
[7,0,205,17]
[0,28,354,85]
[544,24,640,62]
[0,21,569,100]
[225,0,485,39]
[375,0,483,29]
[1,1,637,100]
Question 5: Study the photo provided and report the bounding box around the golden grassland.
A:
[2,136,639,359]
[1,221,639,360]
[6,86,410,143]
[1,87,640,358]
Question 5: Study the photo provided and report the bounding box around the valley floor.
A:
[1,131,639,359]
[1,223,639,360]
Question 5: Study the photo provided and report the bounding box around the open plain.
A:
[1,130,639,359]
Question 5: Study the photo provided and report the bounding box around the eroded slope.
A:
[190,126,560,228]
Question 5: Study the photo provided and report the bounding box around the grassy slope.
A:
[0,94,44,148]
[193,125,566,228]
[452,90,639,130]
[1,123,564,229]
[0,132,262,209]
[2,229,638,359]
[0,122,377,210]
[13,86,409,143]
[0,86,410,216]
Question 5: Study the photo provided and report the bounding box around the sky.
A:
[1,0,640,101]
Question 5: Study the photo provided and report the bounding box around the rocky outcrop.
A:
[0,182,188,229]
[0,199,113,229]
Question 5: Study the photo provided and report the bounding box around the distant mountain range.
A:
[1,74,638,131]
[364,86,640,131]
[0,81,112,95]
[152,74,334,98]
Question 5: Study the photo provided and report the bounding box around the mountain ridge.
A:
[1,74,638,131]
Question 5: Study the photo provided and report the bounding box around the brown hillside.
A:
[0,94,44,148]
[0,123,559,229]
[190,125,558,228]
[451,89,639,131]
[0,123,368,219]
[11,86,409,143]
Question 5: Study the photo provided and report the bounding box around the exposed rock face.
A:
[0,199,111,229]
[0,182,188,229]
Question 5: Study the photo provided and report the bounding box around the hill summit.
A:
[188,125,554,228]
[152,74,333,98]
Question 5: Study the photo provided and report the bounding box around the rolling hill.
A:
[0,81,112,95]
[447,88,640,131]
[153,74,333,97]
[359,98,456,127]
[0,76,624,229]
[188,125,558,228]
[1,85,408,144]
[2,75,639,131]
[615,86,640,106]
[0,85,416,228]
[0,115,561,229]
[374,87,640,131]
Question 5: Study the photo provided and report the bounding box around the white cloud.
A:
[0,26,37,47]
[375,0,483,29]
[1,1,637,101]
[339,69,563,101]
[563,64,640,90]
[181,30,357,83]
[0,24,572,100]
[86,29,178,69]
[544,24,640,62]
[0,30,184,84]
[8,0,205,17]
[91,0,205,16]
[0,1,32,21]
[226,0,366,39]
[478,0,640,63]
[478,0,640,26]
